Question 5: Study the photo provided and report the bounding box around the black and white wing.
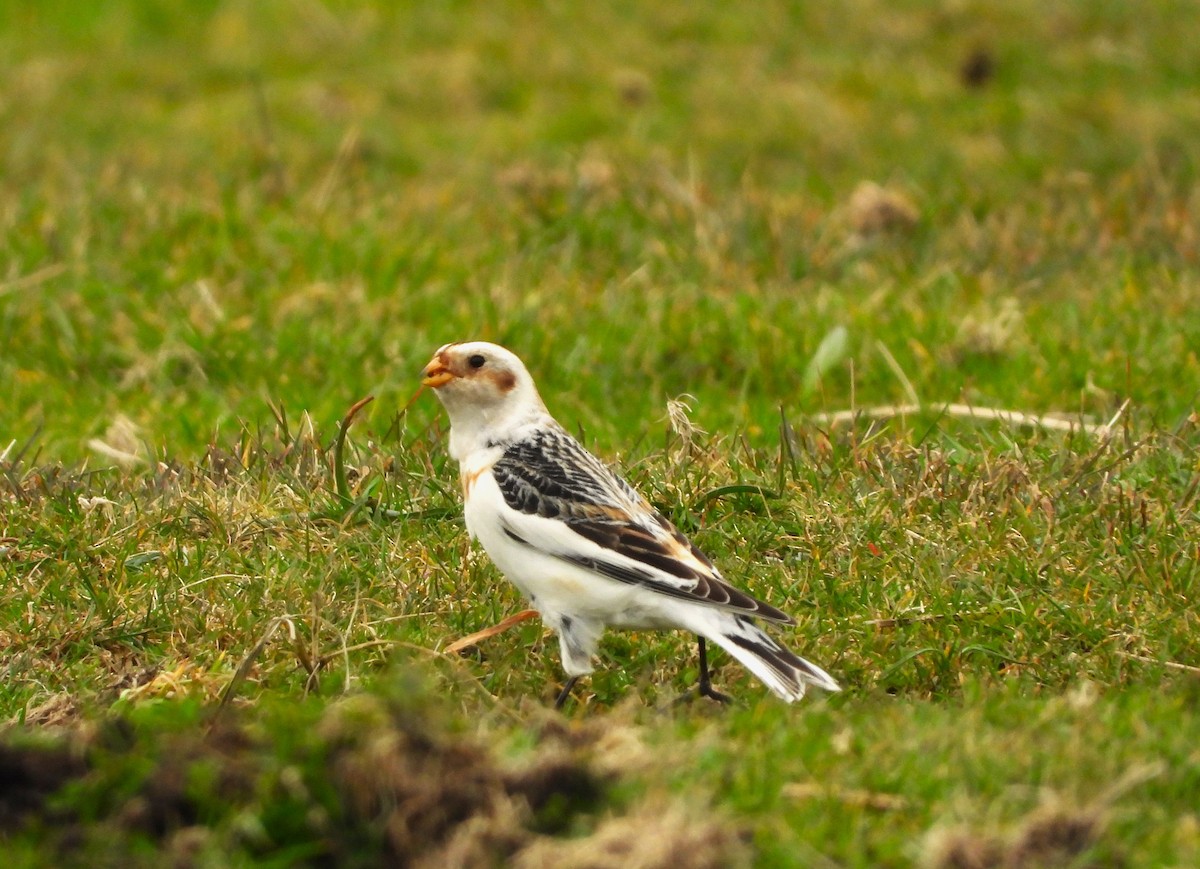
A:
[490,426,794,624]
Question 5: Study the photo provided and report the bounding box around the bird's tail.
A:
[705,614,841,703]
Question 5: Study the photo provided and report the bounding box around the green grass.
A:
[3,1,1199,865]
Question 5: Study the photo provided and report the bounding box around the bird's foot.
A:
[697,680,733,705]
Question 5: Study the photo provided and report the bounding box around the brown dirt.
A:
[0,740,88,827]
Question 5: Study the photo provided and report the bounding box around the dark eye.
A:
[468,354,486,369]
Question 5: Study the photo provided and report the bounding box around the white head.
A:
[420,341,550,460]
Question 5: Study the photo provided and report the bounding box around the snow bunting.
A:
[422,341,841,707]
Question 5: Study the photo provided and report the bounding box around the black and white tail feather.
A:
[711,615,841,702]
[422,340,842,706]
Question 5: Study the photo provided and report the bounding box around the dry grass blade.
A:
[863,609,999,630]
[811,402,1114,434]
[783,782,909,811]
[865,612,945,629]
[0,263,68,296]
[309,124,361,214]
[334,395,375,504]
[875,339,921,406]
[443,610,541,655]
[209,615,299,730]
[1116,651,1200,676]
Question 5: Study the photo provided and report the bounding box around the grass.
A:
[2,0,1199,865]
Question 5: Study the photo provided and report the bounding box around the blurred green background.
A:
[4,0,1198,462]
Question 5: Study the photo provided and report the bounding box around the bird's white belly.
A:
[464,474,673,630]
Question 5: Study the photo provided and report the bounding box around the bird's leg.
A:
[696,636,732,704]
[554,675,580,710]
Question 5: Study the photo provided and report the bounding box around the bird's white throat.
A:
[437,387,550,462]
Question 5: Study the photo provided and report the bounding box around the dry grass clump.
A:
[924,805,1107,869]
[322,694,744,867]
[847,181,921,236]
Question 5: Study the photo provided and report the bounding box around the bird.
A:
[420,341,841,708]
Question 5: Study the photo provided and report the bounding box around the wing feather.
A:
[492,427,794,624]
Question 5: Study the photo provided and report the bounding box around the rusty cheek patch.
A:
[488,369,517,392]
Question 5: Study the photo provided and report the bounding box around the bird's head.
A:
[421,341,548,456]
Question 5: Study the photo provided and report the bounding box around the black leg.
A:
[697,636,732,704]
[554,675,580,710]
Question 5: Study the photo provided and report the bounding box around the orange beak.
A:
[421,357,456,388]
